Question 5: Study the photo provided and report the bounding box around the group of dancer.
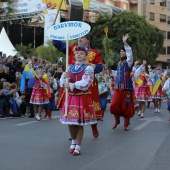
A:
[52,33,135,156]
[20,32,170,156]
[53,33,170,156]
[132,61,168,118]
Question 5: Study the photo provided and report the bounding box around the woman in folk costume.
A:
[149,66,168,113]
[60,46,96,156]
[110,34,134,131]
[43,68,58,119]
[162,73,170,121]
[30,65,50,121]
[133,60,152,118]
[131,60,141,110]
[53,33,103,138]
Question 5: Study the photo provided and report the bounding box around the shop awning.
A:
[69,0,123,16]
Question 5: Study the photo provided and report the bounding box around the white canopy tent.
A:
[0,27,17,57]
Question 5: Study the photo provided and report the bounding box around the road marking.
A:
[16,115,60,126]
[133,116,163,130]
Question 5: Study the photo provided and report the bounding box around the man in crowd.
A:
[20,58,36,118]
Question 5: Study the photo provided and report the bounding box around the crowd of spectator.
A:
[0,54,63,119]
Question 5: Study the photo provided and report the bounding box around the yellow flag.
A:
[41,0,66,10]
[55,0,66,10]
[0,2,3,8]
[83,0,91,10]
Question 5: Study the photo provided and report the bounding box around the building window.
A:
[167,47,170,54]
[167,32,170,39]
[168,2,170,10]
[160,0,166,7]
[168,16,170,24]
[163,31,166,39]
[150,13,154,21]
[160,47,166,54]
[123,3,127,10]
[150,0,154,4]
[160,14,166,22]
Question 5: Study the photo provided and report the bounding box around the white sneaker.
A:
[140,113,144,118]
[155,108,158,113]
[35,114,41,121]
[138,111,141,116]
[157,109,160,113]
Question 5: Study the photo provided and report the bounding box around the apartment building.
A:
[97,0,168,67]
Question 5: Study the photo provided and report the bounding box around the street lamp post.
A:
[21,24,22,45]
[34,26,36,48]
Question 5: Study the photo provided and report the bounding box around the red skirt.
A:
[57,78,103,119]
[110,90,135,118]
[61,94,97,125]
[30,88,49,105]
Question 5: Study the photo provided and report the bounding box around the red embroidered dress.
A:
[57,44,103,119]
[30,73,49,105]
[60,63,97,125]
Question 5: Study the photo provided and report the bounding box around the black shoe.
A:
[0,115,7,119]
[7,114,13,119]
[28,114,34,118]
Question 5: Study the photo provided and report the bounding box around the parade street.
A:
[0,102,170,170]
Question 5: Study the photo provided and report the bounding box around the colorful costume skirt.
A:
[30,88,49,105]
[152,86,166,100]
[60,94,97,126]
[57,78,103,119]
[135,86,152,102]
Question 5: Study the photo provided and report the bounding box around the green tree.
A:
[34,39,77,65]
[16,39,78,65]
[102,36,119,67]
[34,41,64,63]
[91,12,164,67]
[15,43,35,58]
[0,0,16,34]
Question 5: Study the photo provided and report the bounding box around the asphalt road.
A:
[0,102,170,170]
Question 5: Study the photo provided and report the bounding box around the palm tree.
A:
[0,0,16,34]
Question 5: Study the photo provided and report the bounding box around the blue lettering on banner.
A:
[53,22,82,30]
[70,30,89,39]
[50,35,65,40]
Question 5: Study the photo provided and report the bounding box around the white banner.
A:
[12,0,46,14]
[44,9,60,45]
[46,21,91,40]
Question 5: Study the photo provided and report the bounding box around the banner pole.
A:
[53,0,64,25]
[65,33,69,116]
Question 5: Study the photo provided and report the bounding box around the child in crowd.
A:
[0,82,8,119]
[12,83,27,117]
[60,45,96,156]
[43,68,58,118]
[30,65,50,121]
[3,82,20,117]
